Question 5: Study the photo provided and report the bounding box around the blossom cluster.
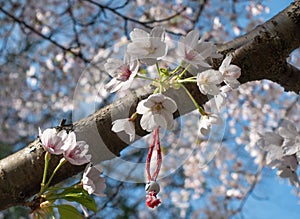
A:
[107,27,242,142]
[104,26,242,209]
[258,119,300,187]
[39,127,91,165]
[34,127,106,218]
[39,127,106,196]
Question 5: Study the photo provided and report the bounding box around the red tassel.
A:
[146,191,161,208]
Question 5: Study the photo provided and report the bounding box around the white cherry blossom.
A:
[196,54,241,96]
[112,118,135,142]
[257,132,284,166]
[198,113,223,136]
[277,165,300,187]
[39,128,68,155]
[257,120,300,186]
[82,164,106,197]
[127,27,167,65]
[177,30,220,69]
[197,70,223,95]
[278,119,300,156]
[63,132,91,165]
[219,54,241,89]
[136,93,177,131]
[104,52,139,93]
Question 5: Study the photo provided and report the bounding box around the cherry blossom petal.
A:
[112,118,135,142]
[162,98,177,113]
[136,99,149,114]
[150,26,164,38]
[104,53,139,93]
[130,28,149,40]
[104,58,124,77]
[64,139,91,166]
[61,131,76,151]
[82,164,106,197]
[161,109,175,129]
[278,120,298,139]
[39,128,68,155]
[199,84,220,95]
[282,143,299,156]
[225,79,240,89]
[127,27,167,65]
[137,94,177,131]
[224,65,241,79]
[198,114,222,135]
[140,112,153,131]
[257,132,283,150]
[184,30,199,49]
[219,54,232,73]
[177,30,220,70]
[198,70,224,84]
[152,114,168,129]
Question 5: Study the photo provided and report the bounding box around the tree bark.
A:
[0,1,299,211]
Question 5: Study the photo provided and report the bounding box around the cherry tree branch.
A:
[230,153,266,217]
[84,0,187,25]
[88,0,208,39]
[186,0,208,32]
[0,1,299,211]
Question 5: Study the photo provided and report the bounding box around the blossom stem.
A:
[178,64,191,78]
[155,62,160,77]
[39,151,51,195]
[177,77,197,83]
[129,112,138,121]
[170,62,183,75]
[135,74,156,81]
[180,84,206,115]
[155,62,164,93]
[44,158,67,190]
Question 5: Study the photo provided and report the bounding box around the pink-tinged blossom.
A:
[127,27,167,65]
[112,118,135,142]
[82,164,106,197]
[136,94,177,132]
[104,52,139,93]
[197,70,223,95]
[63,132,91,165]
[39,128,68,155]
[177,30,220,70]
[198,113,222,136]
[219,54,241,89]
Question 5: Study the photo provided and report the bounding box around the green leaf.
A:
[57,205,84,219]
[56,187,97,212]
